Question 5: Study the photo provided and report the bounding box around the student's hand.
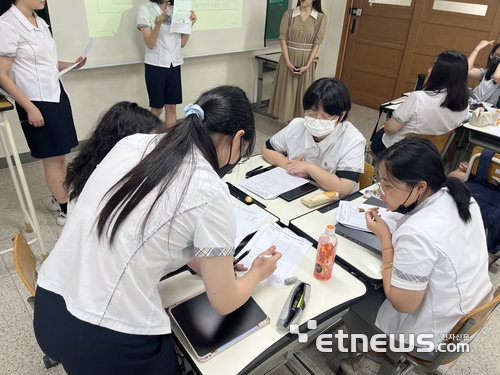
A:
[189,10,197,25]
[365,208,391,240]
[155,9,168,26]
[250,246,282,281]
[286,62,298,73]
[475,40,495,51]
[286,156,310,178]
[233,263,248,272]
[27,106,44,127]
[73,56,87,70]
[295,65,310,75]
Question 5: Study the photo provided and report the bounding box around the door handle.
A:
[351,18,357,34]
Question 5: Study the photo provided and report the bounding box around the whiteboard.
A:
[48,0,267,67]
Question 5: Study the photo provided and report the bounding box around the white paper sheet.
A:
[238,223,312,289]
[239,167,309,199]
[337,201,403,234]
[232,202,268,247]
[58,38,93,77]
[170,0,193,34]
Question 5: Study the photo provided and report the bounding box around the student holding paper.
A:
[262,77,365,197]
[0,0,86,226]
[137,0,197,128]
[340,137,492,375]
[33,86,281,375]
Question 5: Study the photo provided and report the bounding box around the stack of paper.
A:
[238,222,312,289]
[239,167,308,199]
[337,201,402,234]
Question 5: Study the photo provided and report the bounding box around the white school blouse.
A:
[0,5,62,102]
[382,91,468,148]
[137,2,183,68]
[473,68,500,104]
[375,189,493,347]
[269,117,365,187]
[38,134,236,336]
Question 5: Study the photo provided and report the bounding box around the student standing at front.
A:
[0,0,86,226]
[137,0,196,128]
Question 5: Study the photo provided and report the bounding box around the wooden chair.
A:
[393,286,500,375]
[12,234,58,369]
[359,162,375,190]
[404,130,455,159]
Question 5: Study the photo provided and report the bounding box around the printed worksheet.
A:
[170,0,193,34]
[58,39,93,77]
[232,202,268,247]
[337,201,402,234]
[239,167,308,199]
[238,223,312,289]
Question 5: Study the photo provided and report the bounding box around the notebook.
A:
[167,291,269,362]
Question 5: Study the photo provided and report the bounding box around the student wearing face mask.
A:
[468,40,500,105]
[340,137,492,375]
[262,78,365,198]
[33,86,281,375]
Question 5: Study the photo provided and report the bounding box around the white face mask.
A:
[303,116,338,137]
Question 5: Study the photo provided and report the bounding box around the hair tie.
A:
[184,104,204,121]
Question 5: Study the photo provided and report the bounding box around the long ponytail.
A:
[444,176,472,222]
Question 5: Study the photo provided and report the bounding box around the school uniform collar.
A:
[292,6,319,20]
[303,120,346,151]
[10,5,47,32]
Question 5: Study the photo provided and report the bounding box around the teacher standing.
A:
[0,0,85,226]
[269,0,327,122]
[137,0,197,129]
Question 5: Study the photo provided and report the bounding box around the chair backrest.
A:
[359,162,374,190]
[13,233,37,296]
[404,130,454,154]
[464,146,500,182]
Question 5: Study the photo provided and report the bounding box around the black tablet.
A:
[167,291,269,362]
[279,182,318,202]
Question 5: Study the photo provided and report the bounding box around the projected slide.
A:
[84,0,242,38]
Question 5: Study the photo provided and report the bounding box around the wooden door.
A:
[394,0,500,95]
[339,0,415,108]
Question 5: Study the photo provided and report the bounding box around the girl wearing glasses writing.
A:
[262,77,365,197]
[468,40,500,105]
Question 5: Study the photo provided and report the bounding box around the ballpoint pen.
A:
[233,249,251,265]
[246,165,264,177]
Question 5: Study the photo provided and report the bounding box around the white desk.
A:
[158,237,366,375]
[224,155,328,226]
[289,192,383,285]
[463,121,500,154]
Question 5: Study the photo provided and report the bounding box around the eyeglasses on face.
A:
[304,110,337,122]
[491,52,500,59]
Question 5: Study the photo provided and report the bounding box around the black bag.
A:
[466,149,500,254]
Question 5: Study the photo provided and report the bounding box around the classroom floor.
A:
[0,104,498,375]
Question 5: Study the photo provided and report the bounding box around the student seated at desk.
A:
[33,86,281,375]
[340,137,492,375]
[468,40,500,105]
[63,101,164,215]
[371,50,469,156]
[262,77,365,197]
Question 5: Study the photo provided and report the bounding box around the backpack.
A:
[466,149,500,254]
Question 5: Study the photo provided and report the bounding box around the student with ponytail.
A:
[33,86,281,375]
[340,137,492,375]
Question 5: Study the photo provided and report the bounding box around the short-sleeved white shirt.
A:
[375,189,493,346]
[37,134,236,336]
[137,2,183,68]
[0,5,62,102]
[269,117,366,188]
[473,68,500,104]
[382,91,468,148]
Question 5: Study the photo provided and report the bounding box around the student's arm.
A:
[366,210,429,313]
[0,56,44,127]
[383,117,404,135]
[262,143,289,169]
[180,11,197,48]
[262,126,292,169]
[280,39,296,73]
[296,44,319,75]
[299,164,356,197]
[58,56,87,71]
[140,10,167,50]
[468,40,495,80]
[200,248,281,315]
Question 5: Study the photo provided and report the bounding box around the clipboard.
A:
[167,290,269,362]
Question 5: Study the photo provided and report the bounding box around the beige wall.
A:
[0,0,347,158]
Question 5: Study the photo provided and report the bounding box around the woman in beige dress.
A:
[269,0,327,121]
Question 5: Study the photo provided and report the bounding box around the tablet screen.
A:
[169,292,268,360]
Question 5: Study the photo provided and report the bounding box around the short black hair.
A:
[423,50,469,112]
[302,78,351,121]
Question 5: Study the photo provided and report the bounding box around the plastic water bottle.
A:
[313,224,337,281]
